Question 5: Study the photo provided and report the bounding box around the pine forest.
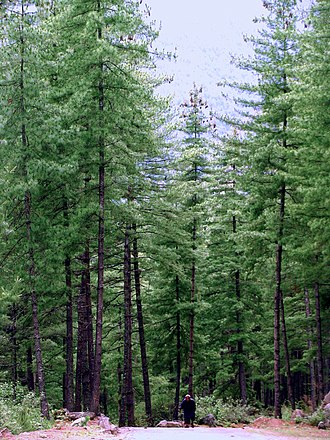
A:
[0,0,329,430]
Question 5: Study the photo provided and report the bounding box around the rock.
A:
[322,391,330,408]
[156,420,183,428]
[0,428,14,438]
[71,416,88,427]
[324,403,330,418]
[98,415,119,435]
[291,409,305,420]
[199,414,217,427]
[66,411,95,420]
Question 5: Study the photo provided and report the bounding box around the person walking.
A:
[180,394,196,428]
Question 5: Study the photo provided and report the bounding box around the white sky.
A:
[146,0,266,112]
[146,0,313,116]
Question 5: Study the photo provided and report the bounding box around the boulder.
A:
[156,420,183,428]
[322,391,330,408]
[323,403,330,418]
[71,416,88,427]
[98,415,119,435]
[199,414,217,427]
[66,411,95,420]
[291,409,305,420]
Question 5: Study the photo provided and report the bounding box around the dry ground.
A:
[2,417,329,440]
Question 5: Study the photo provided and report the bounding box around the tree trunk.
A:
[274,183,285,419]
[75,272,87,411]
[173,274,181,420]
[90,14,105,412]
[19,2,49,419]
[233,212,247,403]
[280,290,295,409]
[188,216,197,397]
[84,245,94,394]
[132,225,152,426]
[64,255,74,410]
[304,288,317,411]
[314,282,324,403]
[120,225,135,426]
[9,305,18,400]
[25,192,49,418]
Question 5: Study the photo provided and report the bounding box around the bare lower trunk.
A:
[90,23,105,412]
[274,184,285,419]
[64,255,74,411]
[173,274,181,420]
[20,3,49,419]
[304,288,316,411]
[132,226,152,426]
[314,282,324,403]
[120,226,134,426]
[188,218,196,397]
[280,290,295,409]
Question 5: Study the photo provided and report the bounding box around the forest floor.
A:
[3,417,329,440]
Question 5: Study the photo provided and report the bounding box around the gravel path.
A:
[123,427,308,440]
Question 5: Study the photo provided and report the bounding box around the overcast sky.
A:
[146,0,313,116]
[146,0,266,112]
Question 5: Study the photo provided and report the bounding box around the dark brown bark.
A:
[20,4,49,416]
[280,290,295,409]
[188,217,196,397]
[75,272,87,411]
[132,225,152,426]
[274,183,285,419]
[314,282,324,403]
[232,212,247,403]
[304,288,317,411]
[64,255,74,411]
[173,274,181,420]
[25,192,49,418]
[90,13,105,413]
[84,246,94,392]
[9,305,18,400]
[119,226,135,426]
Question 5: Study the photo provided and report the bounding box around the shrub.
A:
[0,382,51,434]
[308,408,326,427]
[195,395,257,427]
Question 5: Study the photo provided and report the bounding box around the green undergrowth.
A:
[195,395,258,427]
[0,382,52,434]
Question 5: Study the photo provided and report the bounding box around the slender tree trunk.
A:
[25,192,49,418]
[304,288,317,410]
[274,183,285,418]
[232,212,247,403]
[90,12,105,412]
[19,2,49,419]
[132,225,152,426]
[9,305,18,400]
[173,274,181,420]
[188,217,196,397]
[64,254,74,410]
[280,290,295,409]
[314,282,324,403]
[84,246,95,402]
[75,272,86,411]
[120,225,135,426]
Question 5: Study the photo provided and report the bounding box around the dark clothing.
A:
[180,398,196,425]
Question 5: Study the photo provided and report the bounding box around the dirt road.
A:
[123,426,326,440]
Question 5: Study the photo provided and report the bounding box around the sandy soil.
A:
[2,418,329,440]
